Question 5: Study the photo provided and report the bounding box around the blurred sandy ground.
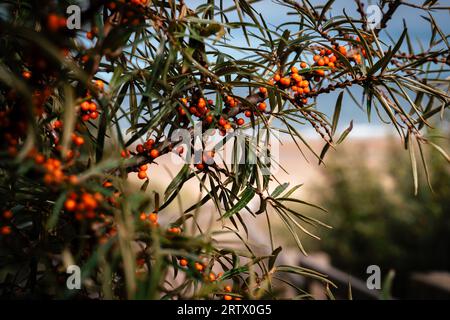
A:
[127,136,393,256]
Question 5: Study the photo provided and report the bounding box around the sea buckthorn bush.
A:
[0,0,448,299]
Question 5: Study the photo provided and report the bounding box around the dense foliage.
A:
[0,0,448,299]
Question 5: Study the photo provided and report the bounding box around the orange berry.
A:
[148,213,158,224]
[95,80,104,90]
[3,210,13,219]
[236,118,244,126]
[209,272,216,281]
[194,262,204,272]
[224,285,232,292]
[136,144,144,153]
[120,150,130,158]
[290,66,298,73]
[138,170,147,180]
[47,14,60,32]
[273,74,281,82]
[313,55,320,62]
[198,98,206,108]
[103,181,113,188]
[90,111,99,119]
[81,193,97,210]
[86,31,94,40]
[316,70,325,76]
[280,77,291,86]
[53,119,63,129]
[338,46,347,55]
[149,149,160,159]
[224,295,232,301]
[329,55,337,63]
[244,110,252,117]
[317,58,325,66]
[64,199,77,211]
[218,118,227,127]
[195,163,205,170]
[68,175,79,185]
[22,71,32,79]
[300,62,307,68]
[179,258,188,267]
[139,164,148,171]
[139,212,147,221]
[34,154,45,164]
[259,87,268,94]
[1,226,11,235]
[257,102,267,112]
[73,136,85,146]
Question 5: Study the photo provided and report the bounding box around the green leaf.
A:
[271,182,289,198]
[164,164,191,200]
[222,186,255,219]
[331,91,344,135]
[46,192,67,230]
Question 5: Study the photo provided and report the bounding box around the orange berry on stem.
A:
[258,102,266,112]
[338,46,347,55]
[64,199,77,211]
[148,213,157,224]
[218,118,227,127]
[22,71,32,79]
[136,144,144,153]
[1,226,11,235]
[244,110,252,117]
[280,77,291,86]
[194,262,204,272]
[137,170,147,180]
[139,212,147,221]
[149,149,160,159]
[236,118,244,126]
[179,258,188,267]
[90,111,99,119]
[300,62,307,68]
[3,210,13,219]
